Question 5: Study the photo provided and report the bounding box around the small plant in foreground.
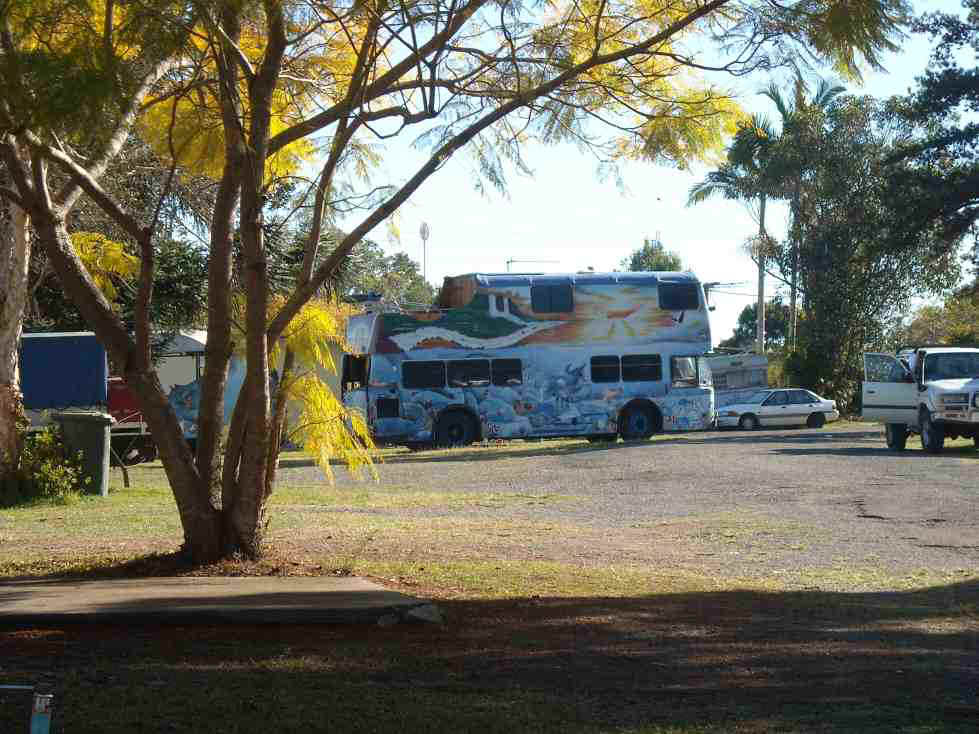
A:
[2,426,90,506]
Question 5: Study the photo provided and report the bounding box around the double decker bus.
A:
[341,271,714,447]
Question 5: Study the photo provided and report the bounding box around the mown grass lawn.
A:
[1,438,977,733]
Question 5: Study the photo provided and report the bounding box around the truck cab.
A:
[862,347,979,452]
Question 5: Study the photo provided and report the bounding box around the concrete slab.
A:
[0,576,432,626]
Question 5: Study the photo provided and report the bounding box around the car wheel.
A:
[434,411,476,448]
[738,414,758,431]
[920,409,945,454]
[620,405,656,441]
[885,423,908,451]
[806,412,826,429]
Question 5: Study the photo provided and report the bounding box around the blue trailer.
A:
[19,332,108,418]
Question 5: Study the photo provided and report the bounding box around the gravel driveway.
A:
[281,423,978,586]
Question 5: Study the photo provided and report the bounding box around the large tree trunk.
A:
[215,0,288,559]
[31,206,225,560]
[0,181,30,478]
[196,5,245,498]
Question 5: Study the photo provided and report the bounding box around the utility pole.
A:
[756,195,767,354]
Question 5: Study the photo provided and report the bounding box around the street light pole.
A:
[419,222,430,283]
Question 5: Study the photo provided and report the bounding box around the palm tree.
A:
[688,115,779,354]
[761,76,846,348]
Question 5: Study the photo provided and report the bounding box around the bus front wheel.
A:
[620,405,656,441]
[434,411,477,448]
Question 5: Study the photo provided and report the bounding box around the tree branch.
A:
[267,0,492,155]
[268,0,732,340]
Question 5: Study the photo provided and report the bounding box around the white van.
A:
[862,347,979,452]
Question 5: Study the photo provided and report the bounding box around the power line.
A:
[710,290,758,297]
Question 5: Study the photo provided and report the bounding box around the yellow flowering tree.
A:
[0,0,911,562]
[270,299,375,484]
[69,233,140,301]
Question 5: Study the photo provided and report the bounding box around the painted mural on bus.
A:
[342,271,715,446]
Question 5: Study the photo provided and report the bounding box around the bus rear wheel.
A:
[434,411,477,448]
[620,405,656,441]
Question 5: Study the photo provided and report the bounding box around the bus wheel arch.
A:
[618,400,662,441]
[433,407,481,447]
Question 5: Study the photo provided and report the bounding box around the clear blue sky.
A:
[340,1,967,343]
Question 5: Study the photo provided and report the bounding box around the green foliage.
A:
[777,95,962,405]
[621,238,683,272]
[892,288,979,348]
[0,1,190,140]
[28,238,207,336]
[766,350,790,388]
[719,298,793,351]
[3,426,89,505]
[886,2,979,279]
[764,0,910,81]
[688,114,782,209]
[340,240,436,306]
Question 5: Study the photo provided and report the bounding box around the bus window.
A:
[531,284,574,313]
[622,354,662,382]
[697,356,712,387]
[447,359,490,387]
[341,354,368,394]
[591,356,621,383]
[491,359,522,386]
[671,356,698,388]
[403,361,445,389]
[659,283,700,311]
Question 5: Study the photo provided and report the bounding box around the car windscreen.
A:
[924,353,979,381]
[741,391,770,404]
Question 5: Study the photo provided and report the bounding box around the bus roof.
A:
[466,271,701,288]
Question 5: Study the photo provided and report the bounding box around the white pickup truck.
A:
[862,347,979,453]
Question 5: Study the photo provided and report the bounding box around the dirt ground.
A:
[277,423,979,587]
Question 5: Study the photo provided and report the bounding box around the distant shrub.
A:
[6,427,90,505]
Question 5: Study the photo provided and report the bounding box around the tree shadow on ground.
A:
[772,444,979,460]
[351,429,889,465]
[1,575,976,733]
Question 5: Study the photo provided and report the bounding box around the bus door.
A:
[341,354,369,415]
[665,355,713,430]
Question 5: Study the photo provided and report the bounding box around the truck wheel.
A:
[920,410,945,454]
[434,411,476,448]
[806,412,826,429]
[738,414,758,431]
[885,423,907,451]
[620,405,656,441]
